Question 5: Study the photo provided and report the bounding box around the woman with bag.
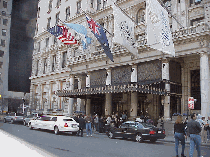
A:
[174,115,186,157]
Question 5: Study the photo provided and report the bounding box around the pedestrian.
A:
[174,115,186,157]
[161,116,164,129]
[85,114,92,137]
[187,113,202,157]
[94,114,99,132]
[77,115,86,137]
[201,117,207,143]
[207,116,210,141]
[106,115,112,125]
[121,112,127,122]
[99,116,105,133]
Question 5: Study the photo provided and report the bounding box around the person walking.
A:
[85,114,92,137]
[77,115,86,137]
[94,114,99,132]
[187,113,202,157]
[207,116,210,141]
[121,112,127,123]
[201,117,208,143]
[174,115,186,157]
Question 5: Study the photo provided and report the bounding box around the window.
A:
[43,58,47,74]
[38,7,40,18]
[47,17,51,29]
[91,0,94,8]
[163,0,171,11]
[2,29,6,36]
[56,12,60,24]
[1,40,5,47]
[97,0,101,10]
[3,1,7,8]
[2,11,6,16]
[0,50,4,57]
[136,8,145,24]
[54,36,57,44]
[62,51,67,68]
[35,60,39,76]
[46,37,49,47]
[3,19,8,26]
[38,42,41,52]
[102,0,107,8]
[52,55,56,72]
[77,1,81,14]
[0,62,3,68]
[190,0,202,6]
[57,0,61,8]
[66,7,70,20]
[48,0,53,12]
[190,17,204,26]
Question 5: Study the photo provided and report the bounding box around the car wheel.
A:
[135,133,143,142]
[108,131,114,139]
[54,126,59,135]
[23,121,26,126]
[11,119,14,124]
[3,118,6,123]
[29,123,33,130]
[150,139,157,143]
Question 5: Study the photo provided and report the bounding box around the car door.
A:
[126,123,138,139]
[47,117,57,130]
[119,123,129,138]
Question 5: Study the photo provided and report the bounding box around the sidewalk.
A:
[0,129,56,157]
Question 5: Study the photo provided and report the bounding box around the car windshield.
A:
[16,113,24,116]
[63,119,73,121]
[141,122,154,128]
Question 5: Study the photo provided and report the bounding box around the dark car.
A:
[106,121,166,142]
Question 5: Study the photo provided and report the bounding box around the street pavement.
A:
[0,117,209,157]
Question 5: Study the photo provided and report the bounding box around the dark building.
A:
[8,0,38,93]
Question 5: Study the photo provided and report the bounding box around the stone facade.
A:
[30,0,210,119]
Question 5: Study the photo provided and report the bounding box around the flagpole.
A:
[80,9,114,37]
[112,0,144,31]
[156,0,184,28]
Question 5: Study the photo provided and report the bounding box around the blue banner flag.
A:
[86,15,114,62]
[64,23,92,49]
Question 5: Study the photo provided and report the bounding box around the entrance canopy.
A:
[56,81,172,98]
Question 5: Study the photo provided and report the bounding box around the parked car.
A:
[28,115,79,135]
[3,112,24,124]
[106,121,166,142]
[23,113,40,126]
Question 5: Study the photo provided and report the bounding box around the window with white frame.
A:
[62,51,67,68]
[56,12,60,24]
[47,17,51,29]
[136,8,145,24]
[46,37,49,47]
[43,58,47,74]
[97,0,101,10]
[102,0,107,8]
[38,7,40,18]
[52,55,56,72]
[3,19,7,26]
[91,0,94,8]
[3,1,7,8]
[77,1,81,14]
[190,17,204,26]
[190,0,202,6]
[66,7,70,20]
[48,0,53,12]
[2,11,6,16]
[2,29,6,36]
[0,50,4,57]
[1,39,5,47]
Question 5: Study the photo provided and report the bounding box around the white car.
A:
[28,115,79,135]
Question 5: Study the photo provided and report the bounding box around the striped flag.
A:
[47,25,78,45]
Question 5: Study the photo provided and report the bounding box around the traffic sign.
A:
[188,97,194,109]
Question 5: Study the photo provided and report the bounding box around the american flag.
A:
[47,25,78,45]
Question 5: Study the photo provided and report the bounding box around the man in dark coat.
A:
[77,115,86,137]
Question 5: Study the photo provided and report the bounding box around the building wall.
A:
[30,0,210,117]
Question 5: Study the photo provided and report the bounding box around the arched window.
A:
[136,8,145,24]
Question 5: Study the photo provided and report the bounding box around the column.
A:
[86,73,90,87]
[162,59,170,119]
[200,52,210,118]
[130,92,138,118]
[68,75,75,116]
[105,93,112,116]
[77,76,81,111]
[29,84,34,109]
[48,82,52,109]
[38,83,42,110]
[86,98,91,115]
[106,69,111,85]
[56,80,61,110]
[131,64,137,83]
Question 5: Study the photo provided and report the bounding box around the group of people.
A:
[73,112,128,137]
[174,113,210,157]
